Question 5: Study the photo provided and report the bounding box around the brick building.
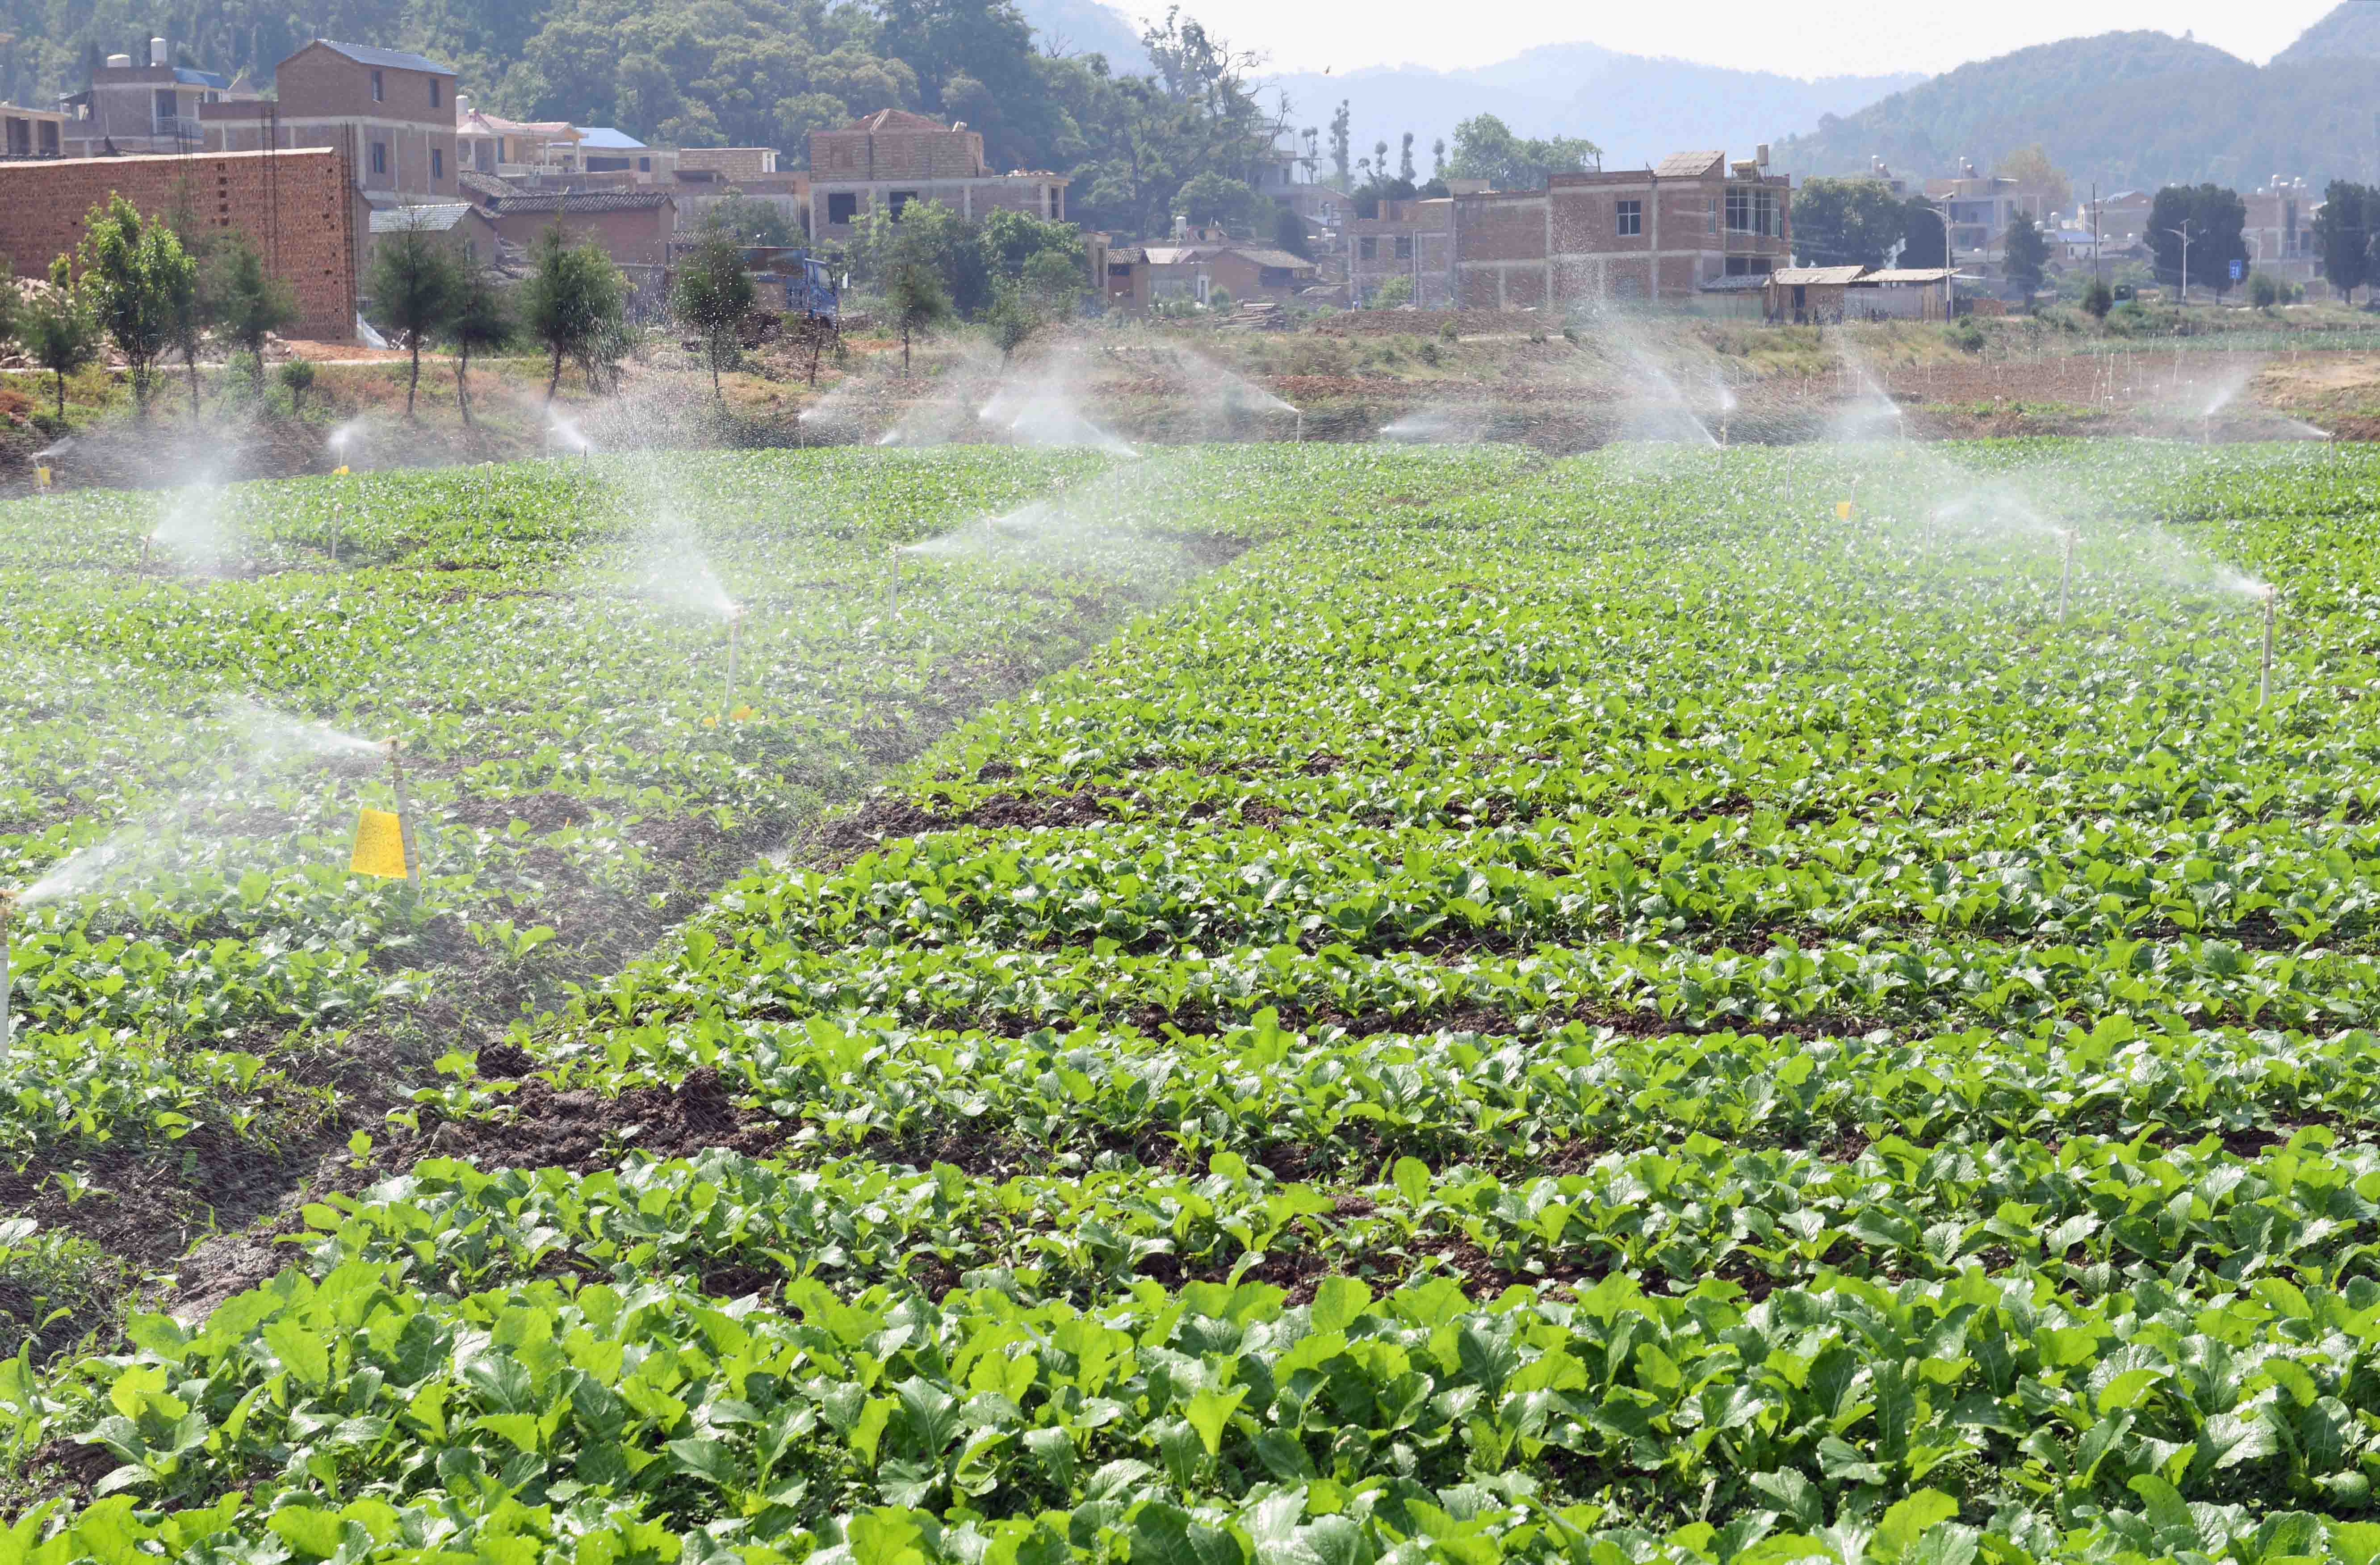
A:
[203,41,459,202]
[806,109,1067,239]
[482,189,678,266]
[1106,243,1317,310]
[60,39,254,158]
[1350,198,1454,306]
[0,147,356,340]
[1449,150,1792,310]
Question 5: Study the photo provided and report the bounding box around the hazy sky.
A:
[1210,0,2343,79]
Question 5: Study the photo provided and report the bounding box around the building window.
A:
[429,78,440,107]
[372,69,384,102]
[1358,236,1377,260]
[1726,187,1749,232]
[1259,266,1291,286]
[371,141,387,176]
[1394,235,1412,259]
[638,155,651,171]
[1707,196,1717,235]
[432,147,443,179]
[1616,198,1642,236]
[826,192,859,224]
[888,189,917,219]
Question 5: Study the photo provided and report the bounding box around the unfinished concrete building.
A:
[806,109,1066,240]
[1448,149,1792,311]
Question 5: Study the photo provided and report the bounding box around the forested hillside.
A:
[1775,28,2380,189]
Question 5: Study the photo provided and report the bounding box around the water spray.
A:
[887,545,902,618]
[2259,589,2277,709]
[1294,408,1304,444]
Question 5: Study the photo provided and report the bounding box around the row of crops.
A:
[4,437,2380,1563]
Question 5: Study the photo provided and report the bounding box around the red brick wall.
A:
[0,148,355,341]
[808,126,986,180]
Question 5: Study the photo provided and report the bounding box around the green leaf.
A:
[1872,1489,1959,1562]
[1311,1276,1373,1335]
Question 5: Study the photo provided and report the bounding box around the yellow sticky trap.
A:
[351,808,410,878]
[35,466,50,489]
[333,465,351,476]
[1836,501,1855,520]
[729,705,754,721]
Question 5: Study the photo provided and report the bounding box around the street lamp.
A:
[2166,219,2195,304]
[1923,201,1955,319]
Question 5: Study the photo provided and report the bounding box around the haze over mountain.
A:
[1774,18,2380,191]
[1254,45,1919,177]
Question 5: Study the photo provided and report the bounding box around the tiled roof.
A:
[1652,150,1725,178]
[847,109,952,133]
[311,40,455,76]
[458,170,519,203]
[1223,247,1315,270]
[493,190,675,214]
[370,204,478,233]
[1861,268,1953,283]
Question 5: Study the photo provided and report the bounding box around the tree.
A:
[203,232,298,364]
[985,278,1037,361]
[16,256,102,421]
[2003,211,2050,297]
[701,191,796,247]
[1398,132,1416,185]
[2247,270,2283,310]
[1995,144,2071,212]
[444,255,514,425]
[1177,171,1258,234]
[78,194,188,420]
[672,227,756,398]
[521,222,629,404]
[163,235,205,418]
[2148,184,2247,300]
[1328,100,1351,188]
[1272,203,1311,260]
[368,215,459,418]
[849,198,992,316]
[884,257,953,373]
[2082,275,2114,319]
[1020,248,1084,313]
[2312,181,2372,304]
[279,358,317,414]
[1431,138,1445,181]
[1792,177,1915,269]
[1445,114,1599,192]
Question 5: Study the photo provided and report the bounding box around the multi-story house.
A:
[806,109,1067,239]
[203,40,459,202]
[59,39,254,158]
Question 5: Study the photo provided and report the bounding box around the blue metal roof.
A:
[575,126,646,150]
[312,39,456,76]
[174,67,231,89]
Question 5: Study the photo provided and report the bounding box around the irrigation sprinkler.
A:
[385,738,422,890]
[2259,589,2277,709]
[723,604,744,718]
[1294,408,1304,444]
[887,545,902,618]
[1,889,14,1043]
[34,463,51,497]
[138,533,154,575]
[330,503,342,566]
[2058,529,2075,624]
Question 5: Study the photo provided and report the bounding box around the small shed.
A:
[1764,265,1865,323]
[1844,266,1953,321]
[367,202,501,267]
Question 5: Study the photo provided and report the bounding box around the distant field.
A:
[7,438,2380,1564]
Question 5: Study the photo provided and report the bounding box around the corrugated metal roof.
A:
[1653,150,1724,178]
[1860,268,1952,283]
[1698,273,1772,291]
[1226,247,1316,270]
[312,40,455,76]
[494,190,674,214]
[1770,265,1865,285]
[575,127,646,150]
[370,204,478,233]
[173,67,231,89]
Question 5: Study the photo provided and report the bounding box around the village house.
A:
[1349,197,1454,306]
[1449,149,1792,310]
[60,40,256,158]
[478,188,678,267]
[455,102,581,176]
[0,102,65,159]
[366,201,501,269]
[806,110,1067,239]
[1104,243,1318,311]
[203,40,460,204]
[1923,163,2061,261]
[2244,177,2319,285]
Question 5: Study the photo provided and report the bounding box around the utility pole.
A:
[2091,180,2102,285]
[2167,218,2194,305]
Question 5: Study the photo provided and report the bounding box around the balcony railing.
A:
[152,115,203,142]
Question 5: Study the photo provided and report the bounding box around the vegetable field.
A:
[6,437,2380,1565]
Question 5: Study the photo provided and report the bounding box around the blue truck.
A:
[740,246,838,323]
